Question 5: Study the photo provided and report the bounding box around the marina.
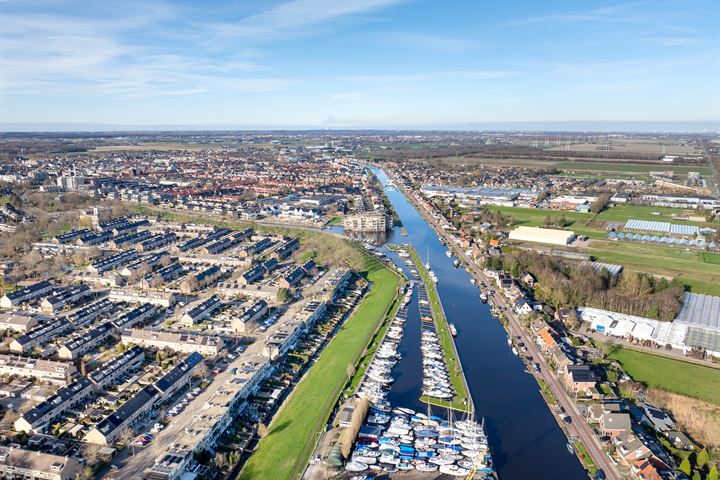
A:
[351,274,495,478]
[371,167,587,480]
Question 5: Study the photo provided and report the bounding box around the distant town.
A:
[0,131,718,480]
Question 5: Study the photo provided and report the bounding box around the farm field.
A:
[554,161,713,176]
[596,204,718,226]
[699,252,720,265]
[548,139,702,155]
[484,205,720,295]
[583,240,720,296]
[607,347,720,405]
[91,143,222,152]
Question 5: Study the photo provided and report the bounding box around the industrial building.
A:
[508,226,576,246]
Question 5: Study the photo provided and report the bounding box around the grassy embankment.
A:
[345,289,405,394]
[238,255,402,480]
[572,440,597,474]
[404,245,471,411]
[486,204,720,296]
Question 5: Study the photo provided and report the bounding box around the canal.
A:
[370,167,587,480]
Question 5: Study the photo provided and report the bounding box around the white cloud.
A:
[203,0,408,43]
[331,92,366,101]
[379,32,481,53]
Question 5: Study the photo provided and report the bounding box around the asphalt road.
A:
[390,171,621,480]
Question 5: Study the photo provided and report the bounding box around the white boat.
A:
[507,337,512,346]
[445,250,452,257]
[345,461,369,472]
[439,464,471,476]
[512,347,519,356]
[470,278,476,285]
[449,324,457,337]
[415,462,438,472]
[479,292,488,302]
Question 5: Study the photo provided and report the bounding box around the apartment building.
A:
[0,354,76,386]
[0,447,82,480]
[121,328,224,356]
[179,295,221,326]
[40,284,92,314]
[0,281,54,309]
[109,288,177,308]
[343,212,391,232]
[57,322,114,360]
[85,353,203,445]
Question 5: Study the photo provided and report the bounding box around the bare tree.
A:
[116,427,135,447]
[75,466,94,480]
[84,444,102,467]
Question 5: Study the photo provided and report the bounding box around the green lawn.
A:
[238,255,401,480]
[607,347,720,405]
[700,252,720,265]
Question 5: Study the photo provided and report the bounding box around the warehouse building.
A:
[508,226,576,246]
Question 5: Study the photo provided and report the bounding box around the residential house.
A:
[565,364,597,394]
[600,411,632,437]
[0,447,82,480]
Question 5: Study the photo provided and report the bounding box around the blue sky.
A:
[1,0,718,130]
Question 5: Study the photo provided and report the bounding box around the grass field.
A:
[554,161,713,176]
[700,252,720,265]
[238,255,401,480]
[607,347,720,405]
[586,241,720,296]
[547,138,702,156]
[485,204,720,295]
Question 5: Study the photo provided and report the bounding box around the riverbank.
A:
[238,253,403,480]
[382,167,622,480]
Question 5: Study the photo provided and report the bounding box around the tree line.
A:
[488,250,685,320]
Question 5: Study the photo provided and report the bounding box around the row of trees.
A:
[490,251,685,320]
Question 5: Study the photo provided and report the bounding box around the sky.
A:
[1,0,719,131]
